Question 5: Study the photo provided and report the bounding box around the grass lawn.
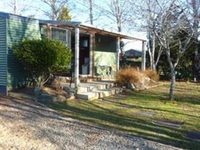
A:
[48,82,200,149]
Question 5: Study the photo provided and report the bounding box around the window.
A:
[51,28,69,46]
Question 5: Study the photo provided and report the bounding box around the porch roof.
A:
[39,20,146,41]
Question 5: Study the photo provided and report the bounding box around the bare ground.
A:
[0,95,182,150]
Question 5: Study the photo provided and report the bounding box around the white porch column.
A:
[89,33,94,76]
[116,37,120,71]
[141,41,146,71]
[75,27,80,88]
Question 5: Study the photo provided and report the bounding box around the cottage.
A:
[0,12,146,95]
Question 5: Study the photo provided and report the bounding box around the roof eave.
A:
[39,20,146,41]
[79,23,146,41]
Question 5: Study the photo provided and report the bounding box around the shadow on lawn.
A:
[102,97,200,119]
[106,91,200,119]
[49,100,200,149]
[131,90,200,106]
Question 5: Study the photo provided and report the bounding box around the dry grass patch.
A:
[116,67,159,90]
[142,69,160,81]
[116,67,143,85]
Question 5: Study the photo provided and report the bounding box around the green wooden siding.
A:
[94,51,117,77]
[0,17,7,88]
[7,15,41,89]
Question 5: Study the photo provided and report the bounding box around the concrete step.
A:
[94,88,122,99]
[80,84,106,90]
[78,86,97,93]
[77,88,122,100]
[61,81,119,100]
[76,92,99,100]
[78,82,115,92]
[88,81,115,89]
[77,83,115,93]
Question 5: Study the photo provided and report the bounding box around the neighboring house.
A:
[0,12,146,95]
[124,49,142,58]
[120,49,142,68]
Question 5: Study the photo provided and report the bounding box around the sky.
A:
[0,0,147,51]
[0,0,44,18]
[0,0,95,22]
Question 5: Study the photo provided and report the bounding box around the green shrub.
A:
[13,38,72,87]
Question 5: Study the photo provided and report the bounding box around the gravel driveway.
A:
[0,96,182,150]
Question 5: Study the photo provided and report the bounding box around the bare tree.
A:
[88,0,94,25]
[77,0,128,30]
[71,0,135,31]
[10,0,17,14]
[187,0,200,81]
[41,0,68,20]
[154,1,194,100]
[7,0,30,15]
[188,0,200,47]
[100,0,134,32]
[110,0,122,32]
[129,0,169,71]
[109,0,134,32]
[145,0,164,70]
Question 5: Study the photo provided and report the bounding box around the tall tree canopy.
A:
[58,6,71,21]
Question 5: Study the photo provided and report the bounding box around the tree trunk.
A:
[193,40,199,82]
[148,49,153,69]
[152,63,156,71]
[169,68,176,100]
[148,32,156,70]
[89,0,93,25]
[152,34,156,70]
[117,22,122,32]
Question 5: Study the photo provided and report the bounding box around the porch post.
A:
[141,40,146,71]
[75,27,80,88]
[47,25,52,39]
[89,33,94,76]
[116,37,120,71]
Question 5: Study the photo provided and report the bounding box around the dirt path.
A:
[0,96,182,150]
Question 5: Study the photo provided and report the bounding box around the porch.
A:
[39,20,146,99]
[40,21,146,73]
